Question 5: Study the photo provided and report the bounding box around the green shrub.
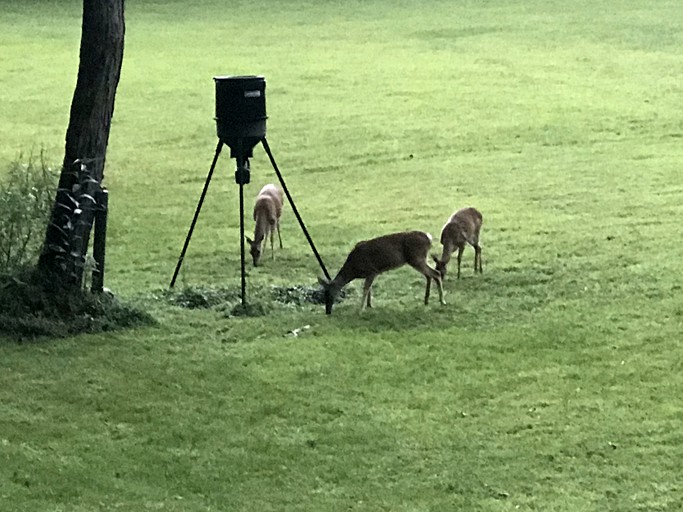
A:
[0,152,57,273]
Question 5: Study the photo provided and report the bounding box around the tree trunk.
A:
[38,0,125,288]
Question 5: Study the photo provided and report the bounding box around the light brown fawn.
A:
[318,231,446,314]
[246,184,283,266]
[432,207,483,279]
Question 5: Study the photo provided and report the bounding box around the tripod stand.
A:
[169,136,331,307]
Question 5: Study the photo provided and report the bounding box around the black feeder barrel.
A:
[214,75,267,158]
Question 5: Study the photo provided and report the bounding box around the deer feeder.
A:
[214,75,267,162]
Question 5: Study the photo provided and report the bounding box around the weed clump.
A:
[227,301,269,317]
[161,284,340,313]
[271,284,345,305]
[0,268,155,341]
[160,286,240,309]
[160,285,270,316]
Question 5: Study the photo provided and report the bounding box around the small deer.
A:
[246,184,283,266]
[318,230,446,314]
[432,207,483,279]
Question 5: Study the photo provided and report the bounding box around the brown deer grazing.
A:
[318,231,446,314]
[432,207,483,279]
[246,184,283,266]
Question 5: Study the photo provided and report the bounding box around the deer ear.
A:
[245,236,253,245]
[432,254,440,264]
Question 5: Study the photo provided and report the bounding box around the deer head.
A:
[432,255,448,279]
[318,276,337,315]
[245,236,262,267]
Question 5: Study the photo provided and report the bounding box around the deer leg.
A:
[413,262,446,306]
[457,247,463,279]
[433,271,446,306]
[475,244,482,273]
[268,227,275,260]
[277,221,283,249]
[361,276,376,312]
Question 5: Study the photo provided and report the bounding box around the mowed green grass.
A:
[1,0,683,510]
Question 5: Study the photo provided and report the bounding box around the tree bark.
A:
[38,0,125,288]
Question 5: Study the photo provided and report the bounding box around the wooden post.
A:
[91,188,109,293]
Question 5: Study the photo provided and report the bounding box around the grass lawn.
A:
[1,0,682,510]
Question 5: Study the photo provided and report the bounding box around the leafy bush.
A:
[0,152,57,273]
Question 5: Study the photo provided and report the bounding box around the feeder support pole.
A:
[262,137,331,281]
[235,138,250,305]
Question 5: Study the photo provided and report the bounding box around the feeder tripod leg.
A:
[235,148,251,306]
[170,140,224,288]
[261,137,331,281]
[238,176,247,305]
